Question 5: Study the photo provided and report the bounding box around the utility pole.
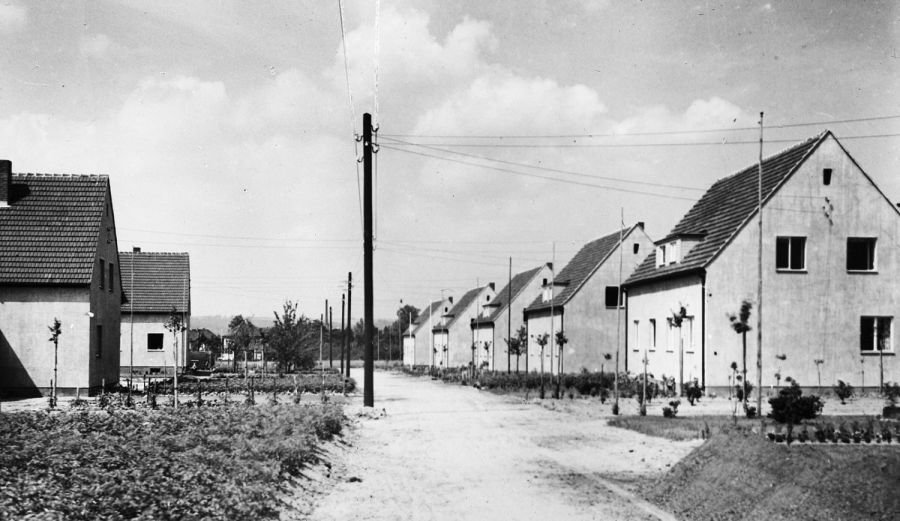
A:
[346,272,352,378]
[756,112,764,416]
[507,257,512,374]
[319,313,324,386]
[329,305,334,369]
[341,294,346,374]
[614,209,624,414]
[363,112,375,407]
[325,299,330,369]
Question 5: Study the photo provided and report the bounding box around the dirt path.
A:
[308,370,700,521]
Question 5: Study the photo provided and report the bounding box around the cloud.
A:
[0,2,26,32]
[80,33,113,58]
[615,96,755,135]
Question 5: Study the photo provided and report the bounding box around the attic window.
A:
[823,168,832,186]
[604,286,623,308]
[633,243,639,254]
[486,295,491,302]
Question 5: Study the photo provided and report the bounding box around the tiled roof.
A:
[120,252,191,313]
[525,225,639,313]
[408,300,441,335]
[472,265,543,326]
[434,286,482,330]
[625,132,826,286]
[0,174,109,285]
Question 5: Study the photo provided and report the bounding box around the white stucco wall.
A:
[119,312,188,375]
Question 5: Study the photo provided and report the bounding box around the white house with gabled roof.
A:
[624,131,900,392]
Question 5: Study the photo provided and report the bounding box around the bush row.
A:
[149,373,355,396]
[767,419,900,444]
[0,404,344,520]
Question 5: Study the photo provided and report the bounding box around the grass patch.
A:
[0,403,345,520]
[643,427,900,520]
[607,414,890,441]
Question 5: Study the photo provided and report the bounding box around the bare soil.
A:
[308,370,700,521]
[643,428,900,521]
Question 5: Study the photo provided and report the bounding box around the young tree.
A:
[671,305,688,396]
[228,315,255,373]
[505,325,527,374]
[533,333,550,399]
[728,300,752,413]
[48,318,61,408]
[270,300,313,372]
[164,307,186,409]
[554,331,568,399]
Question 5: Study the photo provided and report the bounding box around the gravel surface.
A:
[308,370,700,521]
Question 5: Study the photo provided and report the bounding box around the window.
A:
[823,168,832,186]
[633,243,640,254]
[95,325,102,358]
[148,333,164,351]
[657,245,666,266]
[98,259,105,289]
[847,238,876,271]
[649,319,657,349]
[108,263,115,292]
[776,237,806,270]
[605,286,622,308]
[860,316,892,353]
[668,241,678,264]
[685,316,695,352]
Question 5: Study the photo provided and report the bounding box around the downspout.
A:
[700,272,707,390]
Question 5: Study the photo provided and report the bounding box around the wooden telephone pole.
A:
[346,272,352,378]
[363,113,375,407]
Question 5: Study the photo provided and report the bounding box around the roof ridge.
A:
[711,131,826,187]
[120,251,190,256]
[12,173,108,179]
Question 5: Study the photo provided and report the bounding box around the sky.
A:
[1,0,898,324]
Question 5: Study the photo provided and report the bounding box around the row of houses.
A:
[0,160,192,396]
[402,131,900,391]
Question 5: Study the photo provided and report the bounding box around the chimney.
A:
[0,160,10,207]
[133,247,142,253]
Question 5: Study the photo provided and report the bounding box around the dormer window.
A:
[668,241,678,265]
[657,245,667,267]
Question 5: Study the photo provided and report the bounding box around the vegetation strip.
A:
[0,404,345,520]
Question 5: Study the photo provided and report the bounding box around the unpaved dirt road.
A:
[309,370,700,521]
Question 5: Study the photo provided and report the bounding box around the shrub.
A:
[745,406,757,419]
[834,380,854,404]
[767,379,823,424]
[685,381,703,405]
[663,399,681,418]
[734,381,753,402]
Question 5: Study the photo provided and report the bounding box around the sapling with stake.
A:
[164,307,186,410]
[555,331,568,399]
[728,300,752,413]
[814,359,824,395]
[48,318,62,409]
[671,305,688,396]
[532,333,550,399]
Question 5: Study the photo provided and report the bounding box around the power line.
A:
[379,144,699,202]
[119,227,358,243]
[381,114,900,139]
[381,132,900,149]
[380,137,706,191]
[337,0,364,233]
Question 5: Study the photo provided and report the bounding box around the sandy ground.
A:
[308,370,701,521]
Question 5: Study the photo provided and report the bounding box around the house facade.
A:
[0,162,122,396]
[624,131,900,392]
[432,285,495,368]
[524,223,654,375]
[403,299,446,367]
[471,264,551,372]
[119,249,191,379]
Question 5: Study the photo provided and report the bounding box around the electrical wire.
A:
[381,132,900,149]
[379,143,700,201]
[381,114,900,139]
[337,0,364,233]
[380,136,707,191]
